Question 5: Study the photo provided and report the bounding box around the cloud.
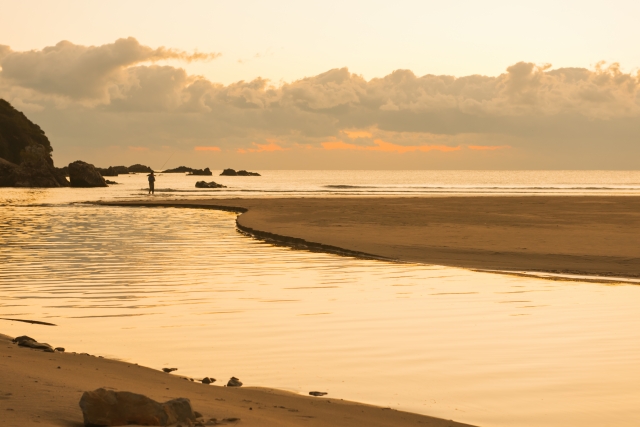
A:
[468,145,511,150]
[321,139,461,153]
[1,38,640,168]
[238,140,286,153]
[194,146,221,151]
[0,38,219,102]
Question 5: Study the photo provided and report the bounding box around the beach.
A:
[104,196,640,279]
[0,333,472,427]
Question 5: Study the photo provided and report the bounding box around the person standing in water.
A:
[148,171,155,195]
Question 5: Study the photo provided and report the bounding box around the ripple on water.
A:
[1,204,640,427]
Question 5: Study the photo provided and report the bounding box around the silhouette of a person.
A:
[148,171,155,195]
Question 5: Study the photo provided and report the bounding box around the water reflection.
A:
[1,204,640,426]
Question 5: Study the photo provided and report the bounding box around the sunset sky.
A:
[1,0,639,169]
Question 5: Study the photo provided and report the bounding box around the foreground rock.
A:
[0,99,69,187]
[69,161,108,187]
[195,181,226,188]
[79,388,196,426]
[12,335,55,352]
[220,168,260,176]
[227,377,242,387]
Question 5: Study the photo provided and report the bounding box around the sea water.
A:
[1,170,640,427]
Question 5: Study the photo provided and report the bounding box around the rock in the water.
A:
[12,335,36,344]
[69,161,108,187]
[79,388,196,426]
[195,181,226,189]
[227,377,243,387]
[128,164,154,173]
[309,391,328,397]
[220,168,260,176]
[201,377,215,384]
[104,179,118,185]
[162,368,178,373]
[189,167,213,176]
[55,347,65,352]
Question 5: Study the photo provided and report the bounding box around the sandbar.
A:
[103,196,640,279]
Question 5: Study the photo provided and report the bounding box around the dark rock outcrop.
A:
[0,99,69,187]
[163,166,195,173]
[69,161,108,187]
[190,167,213,176]
[128,164,154,173]
[79,388,196,426]
[195,181,226,188]
[97,166,130,176]
[220,168,260,176]
[201,377,215,384]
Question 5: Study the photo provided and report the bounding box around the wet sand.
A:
[105,196,640,279]
[0,333,472,427]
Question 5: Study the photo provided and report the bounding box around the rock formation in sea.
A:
[0,99,69,187]
[128,164,154,173]
[195,180,226,188]
[220,168,261,176]
[68,161,108,187]
[164,166,213,175]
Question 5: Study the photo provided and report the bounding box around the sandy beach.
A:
[103,196,640,279]
[0,333,472,427]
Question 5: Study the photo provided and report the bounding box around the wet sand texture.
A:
[104,196,640,278]
[0,334,473,427]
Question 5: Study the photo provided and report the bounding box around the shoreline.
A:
[0,332,473,427]
[99,196,640,280]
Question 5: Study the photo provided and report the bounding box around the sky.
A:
[1,0,639,169]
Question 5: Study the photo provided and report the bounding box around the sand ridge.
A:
[0,333,473,427]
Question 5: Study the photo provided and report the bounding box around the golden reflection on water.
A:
[2,205,640,427]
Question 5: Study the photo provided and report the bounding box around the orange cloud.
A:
[194,146,221,151]
[128,146,149,152]
[342,130,373,139]
[237,141,286,153]
[468,145,511,150]
[321,139,460,153]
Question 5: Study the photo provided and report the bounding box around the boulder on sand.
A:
[68,161,108,187]
[79,388,196,426]
[195,181,226,189]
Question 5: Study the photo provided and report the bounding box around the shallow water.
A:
[2,183,640,426]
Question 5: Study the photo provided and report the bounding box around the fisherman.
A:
[147,171,155,195]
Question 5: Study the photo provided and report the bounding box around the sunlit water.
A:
[2,171,640,427]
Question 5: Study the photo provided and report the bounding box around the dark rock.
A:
[163,166,196,173]
[195,181,226,189]
[12,335,36,344]
[194,411,203,418]
[309,391,328,397]
[162,368,178,373]
[0,99,69,187]
[13,336,54,352]
[96,167,118,177]
[69,161,108,187]
[97,166,130,177]
[79,388,196,426]
[104,180,118,185]
[220,168,237,176]
[227,377,243,387]
[56,166,69,177]
[220,168,260,176]
[201,377,215,384]
[128,164,154,173]
[55,347,65,352]
[188,167,213,176]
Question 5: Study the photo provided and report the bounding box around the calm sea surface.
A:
[1,171,640,427]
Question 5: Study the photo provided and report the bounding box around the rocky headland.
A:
[0,99,69,187]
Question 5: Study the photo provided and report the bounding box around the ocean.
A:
[1,170,640,427]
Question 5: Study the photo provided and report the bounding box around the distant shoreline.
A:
[98,196,640,280]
